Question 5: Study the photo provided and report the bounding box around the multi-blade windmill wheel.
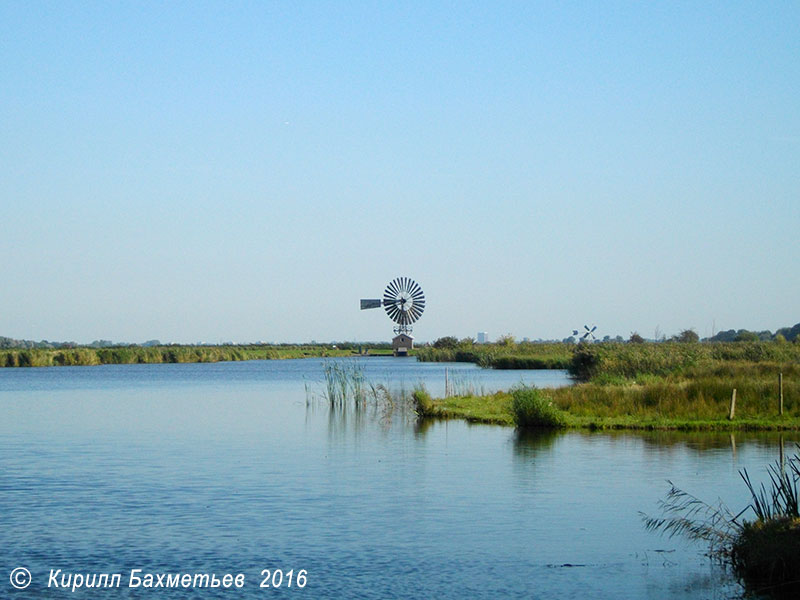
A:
[361,277,425,335]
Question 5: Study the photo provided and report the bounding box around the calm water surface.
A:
[0,358,794,599]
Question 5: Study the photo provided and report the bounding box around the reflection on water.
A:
[0,359,795,599]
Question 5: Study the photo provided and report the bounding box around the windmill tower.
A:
[360,277,425,356]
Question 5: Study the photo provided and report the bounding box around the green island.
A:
[414,340,800,432]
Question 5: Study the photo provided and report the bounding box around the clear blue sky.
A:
[2,2,798,343]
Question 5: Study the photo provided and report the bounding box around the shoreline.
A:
[416,390,800,432]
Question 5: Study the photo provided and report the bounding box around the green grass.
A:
[413,389,514,425]
[421,342,800,431]
[415,342,572,369]
[0,344,358,367]
[510,386,567,428]
[417,352,800,431]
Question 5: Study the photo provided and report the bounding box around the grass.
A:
[415,342,800,431]
[415,341,572,369]
[311,360,414,412]
[412,388,514,425]
[510,386,567,428]
[0,344,358,367]
[643,449,800,597]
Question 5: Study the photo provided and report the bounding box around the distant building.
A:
[392,334,414,357]
[477,332,488,344]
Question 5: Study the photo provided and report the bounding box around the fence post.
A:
[728,388,737,421]
[779,372,784,416]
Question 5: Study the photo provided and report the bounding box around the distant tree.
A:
[672,329,699,343]
[774,333,787,344]
[734,330,759,342]
[458,337,475,347]
[775,323,800,342]
[496,334,515,347]
[433,336,459,350]
[629,332,645,344]
[564,336,576,344]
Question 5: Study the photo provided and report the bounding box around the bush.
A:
[511,386,567,429]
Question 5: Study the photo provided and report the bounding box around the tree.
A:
[672,329,699,343]
[496,334,515,347]
[734,331,759,342]
[629,332,645,344]
[433,336,459,350]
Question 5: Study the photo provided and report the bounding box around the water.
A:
[0,358,794,598]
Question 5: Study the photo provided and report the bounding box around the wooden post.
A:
[779,372,784,416]
[728,388,737,420]
[780,435,785,473]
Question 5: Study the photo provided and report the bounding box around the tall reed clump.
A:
[643,449,800,596]
[320,360,387,410]
[511,386,567,429]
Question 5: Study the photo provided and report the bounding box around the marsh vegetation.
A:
[0,344,360,367]
[644,449,800,597]
[419,342,800,431]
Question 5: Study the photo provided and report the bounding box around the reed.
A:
[643,449,800,596]
[415,342,572,369]
[0,344,353,367]
[317,360,412,411]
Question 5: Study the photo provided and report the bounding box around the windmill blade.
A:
[590,326,597,333]
[360,299,382,310]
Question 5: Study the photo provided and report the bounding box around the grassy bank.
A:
[0,344,360,367]
[415,341,572,369]
[415,342,800,431]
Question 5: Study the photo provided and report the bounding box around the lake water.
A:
[0,357,794,599]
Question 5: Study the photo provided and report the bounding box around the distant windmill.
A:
[573,325,597,341]
[360,277,425,356]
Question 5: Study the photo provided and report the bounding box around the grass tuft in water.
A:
[510,386,567,429]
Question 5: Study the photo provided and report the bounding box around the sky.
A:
[1,1,798,344]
